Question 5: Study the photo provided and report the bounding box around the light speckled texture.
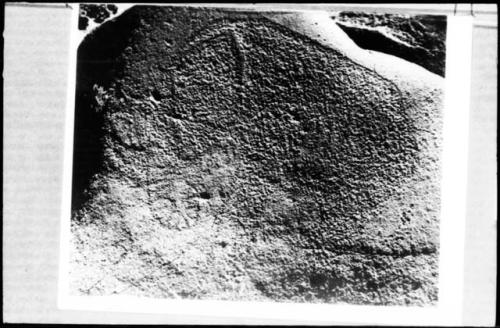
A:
[70,6,443,305]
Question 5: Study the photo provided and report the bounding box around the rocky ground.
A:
[332,12,447,77]
[70,6,444,305]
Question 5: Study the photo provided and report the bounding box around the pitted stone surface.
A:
[71,6,443,305]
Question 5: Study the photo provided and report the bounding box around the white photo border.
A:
[57,5,473,325]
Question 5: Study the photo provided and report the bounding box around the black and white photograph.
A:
[5,2,497,326]
[68,3,446,306]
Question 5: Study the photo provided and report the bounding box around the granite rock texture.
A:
[333,12,447,77]
[70,6,443,305]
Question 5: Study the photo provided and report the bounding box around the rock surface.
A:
[332,12,447,77]
[70,6,444,305]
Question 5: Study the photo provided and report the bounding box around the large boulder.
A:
[70,6,443,305]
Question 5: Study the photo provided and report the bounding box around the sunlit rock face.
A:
[71,6,443,305]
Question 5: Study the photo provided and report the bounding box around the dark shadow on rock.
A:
[71,8,139,212]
